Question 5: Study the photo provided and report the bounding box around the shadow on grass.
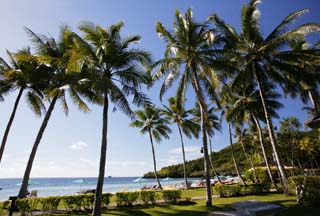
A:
[276,204,320,216]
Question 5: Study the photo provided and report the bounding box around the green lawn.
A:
[1,192,319,216]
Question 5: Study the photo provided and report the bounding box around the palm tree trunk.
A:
[209,137,223,184]
[254,69,288,193]
[177,125,189,189]
[92,92,108,216]
[190,72,212,207]
[240,137,257,183]
[18,95,58,198]
[0,87,24,163]
[251,113,278,190]
[148,129,162,190]
[228,123,246,185]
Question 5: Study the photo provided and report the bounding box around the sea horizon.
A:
[0,176,197,201]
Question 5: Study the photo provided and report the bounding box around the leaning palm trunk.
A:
[254,70,288,192]
[308,90,318,113]
[92,93,108,216]
[177,125,189,189]
[239,136,257,183]
[251,113,278,190]
[148,129,162,190]
[209,138,223,184]
[18,95,58,198]
[191,72,212,207]
[0,87,24,163]
[228,124,246,185]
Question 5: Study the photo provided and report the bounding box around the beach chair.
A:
[30,190,37,197]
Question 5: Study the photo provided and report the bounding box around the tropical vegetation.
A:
[0,0,319,215]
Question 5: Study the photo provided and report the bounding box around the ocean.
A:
[0,177,191,201]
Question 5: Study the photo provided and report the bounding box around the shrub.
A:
[82,194,94,210]
[40,196,62,211]
[288,175,320,206]
[62,195,83,211]
[101,193,112,208]
[16,198,39,215]
[213,184,240,197]
[2,200,11,210]
[140,191,157,205]
[161,190,181,204]
[240,183,270,195]
[116,192,139,207]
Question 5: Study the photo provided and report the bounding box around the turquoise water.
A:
[0,177,192,201]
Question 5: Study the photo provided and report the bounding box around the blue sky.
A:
[0,0,319,178]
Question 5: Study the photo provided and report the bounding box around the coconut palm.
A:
[0,49,47,163]
[223,83,282,189]
[70,21,151,216]
[17,27,92,199]
[153,8,226,206]
[130,105,171,191]
[210,0,320,192]
[191,103,223,184]
[161,97,199,189]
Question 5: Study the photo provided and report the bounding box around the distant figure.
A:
[26,190,30,196]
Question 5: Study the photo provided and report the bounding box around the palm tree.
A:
[161,97,199,189]
[153,8,225,206]
[210,0,320,192]
[191,103,223,184]
[223,83,282,189]
[70,21,151,216]
[130,105,171,190]
[17,27,92,199]
[0,49,47,163]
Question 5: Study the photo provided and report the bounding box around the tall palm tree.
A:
[153,9,226,206]
[191,103,223,184]
[0,49,47,163]
[70,21,151,216]
[130,105,171,190]
[17,27,92,199]
[162,97,199,189]
[223,83,282,189]
[210,0,320,192]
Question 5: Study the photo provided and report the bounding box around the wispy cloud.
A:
[160,145,203,166]
[69,141,88,151]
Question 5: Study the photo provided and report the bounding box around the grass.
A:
[1,190,319,215]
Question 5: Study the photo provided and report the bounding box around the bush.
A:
[240,183,270,195]
[288,175,320,206]
[40,196,62,212]
[245,167,278,186]
[16,198,39,215]
[161,190,181,204]
[101,193,112,208]
[213,184,240,197]
[116,192,139,206]
[140,191,157,205]
[62,195,84,211]
[1,200,11,210]
[81,194,94,210]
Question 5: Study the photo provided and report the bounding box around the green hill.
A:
[144,141,253,178]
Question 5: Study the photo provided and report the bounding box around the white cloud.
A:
[69,141,88,151]
[160,145,203,166]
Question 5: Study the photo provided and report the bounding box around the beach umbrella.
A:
[72,179,89,191]
[133,177,147,188]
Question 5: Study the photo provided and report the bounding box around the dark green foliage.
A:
[245,167,278,186]
[144,141,252,178]
[81,194,95,210]
[140,190,157,205]
[213,183,271,197]
[213,184,241,197]
[161,190,181,204]
[62,195,83,211]
[16,198,39,214]
[1,200,11,210]
[101,193,112,208]
[40,196,62,211]
[116,192,140,207]
[288,176,320,206]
